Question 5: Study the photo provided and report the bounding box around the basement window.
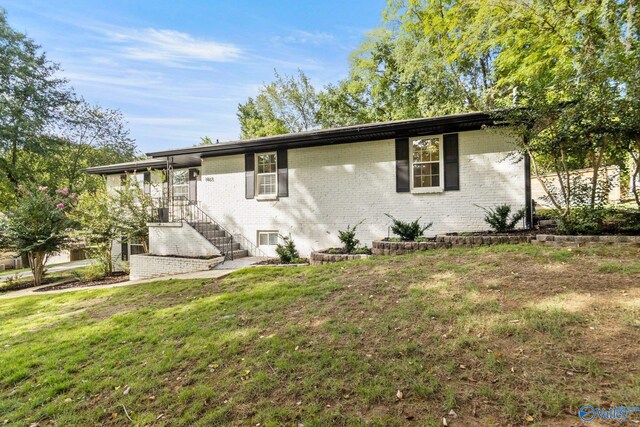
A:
[258,231,279,246]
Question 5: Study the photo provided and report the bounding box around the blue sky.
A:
[2,0,386,154]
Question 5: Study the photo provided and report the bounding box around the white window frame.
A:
[257,231,279,247]
[255,152,278,199]
[172,169,189,200]
[410,135,444,193]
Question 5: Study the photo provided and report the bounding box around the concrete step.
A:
[190,222,219,231]
[227,249,248,259]
[199,229,228,239]
[208,241,241,251]
[207,236,232,245]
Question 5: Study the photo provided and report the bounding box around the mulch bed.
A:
[34,273,129,292]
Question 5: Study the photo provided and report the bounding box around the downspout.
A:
[524,151,533,229]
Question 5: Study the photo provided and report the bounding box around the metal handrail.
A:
[171,196,236,260]
[150,196,269,259]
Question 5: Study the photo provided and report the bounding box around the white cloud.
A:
[272,30,336,45]
[107,28,242,65]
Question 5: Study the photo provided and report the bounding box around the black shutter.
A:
[443,133,460,191]
[245,153,255,199]
[277,149,288,197]
[143,171,151,194]
[188,168,198,202]
[395,137,410,192]
[121,239,129,261]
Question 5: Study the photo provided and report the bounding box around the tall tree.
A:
[52,99,136,193]
[0,10,74,205]
[237,69,319,138]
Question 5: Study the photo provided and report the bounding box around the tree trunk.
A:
[589,143,605,208]
[28,251,47,287]
[631,140,640,208]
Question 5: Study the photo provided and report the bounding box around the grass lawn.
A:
[1,244,639,426]
[0,265,93,293]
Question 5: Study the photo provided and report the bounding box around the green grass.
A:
[0,266,30,277]
[0,244,638,425]
[0,265,92,292]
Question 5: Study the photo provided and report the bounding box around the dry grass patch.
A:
[0,244,638,426]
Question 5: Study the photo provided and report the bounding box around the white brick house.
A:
[87,112,532,261]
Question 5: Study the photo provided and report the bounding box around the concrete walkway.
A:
[0,257,269,301]
[0,259,95,283]
[214,256,270,270]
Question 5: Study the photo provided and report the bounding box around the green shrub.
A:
[338,219,364,254]
[556,207,605,235]
[555,206,640,235]
[478,204,525,233]
[385,214,432,241]
[275,235,301,264]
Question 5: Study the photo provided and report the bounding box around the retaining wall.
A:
[130,254,224,280]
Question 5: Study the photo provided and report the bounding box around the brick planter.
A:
[309,251,371,265]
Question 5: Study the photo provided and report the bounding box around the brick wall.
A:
[197,128,526,257]
[148,222,221,258]
[129,254,224,280]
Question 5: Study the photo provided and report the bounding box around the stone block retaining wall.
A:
[309,251,371,265]
[130,254,224,280]
[371,234,637,256]
[533,234,640,246]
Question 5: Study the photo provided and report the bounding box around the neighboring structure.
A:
[86,112,531,261]
[531,166,621,208]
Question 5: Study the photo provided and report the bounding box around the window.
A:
[411,136,442,191]
[258,231,279,246]
[172,169,189,200]
[256,152,277,196]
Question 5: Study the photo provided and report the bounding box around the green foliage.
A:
[554,206,640,235]
[385,214,432,241]
[70,181,120,275]
[237,70,318,138]
[338,219,365,254]
[0,213,9,249]
[275,234,301,264]
[114,178,154,251]
[0,12,137,210]
[478,204,525,233]
[4,186,76,285]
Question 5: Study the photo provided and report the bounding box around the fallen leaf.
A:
[525,415,534,422]
[396,390,403,400]
[123,386,130,395]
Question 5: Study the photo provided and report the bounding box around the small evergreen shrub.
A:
[385,214,432,241]
[478,204,525,233]
[276,234,301,264]
[338,219,364,254]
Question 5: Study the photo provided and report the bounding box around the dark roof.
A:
[147,111,493,158]
[85,159,168,175]
[87,111,496,174]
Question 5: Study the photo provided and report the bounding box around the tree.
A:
[71,182,120,275]
[0,11,74,207]
[237,70,319,138]
[4,186,75,286]
[492,0,640,213]
[53,99,136,193]
[115,178,154,253]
